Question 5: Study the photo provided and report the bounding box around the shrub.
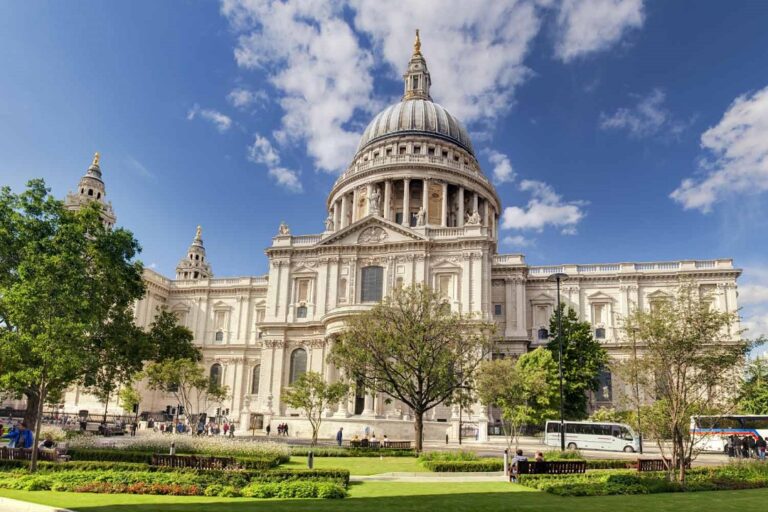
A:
[240,481,345,499]
[422,460,503,472]
[418,450,479,462]
[67,448,282,469]
[251,469,350,487]
[543,449,583,460]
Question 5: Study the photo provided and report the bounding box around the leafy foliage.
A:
[739,358,768,414]
[546,305,608,420]
[281,371,349,445]
[330,284,494,451]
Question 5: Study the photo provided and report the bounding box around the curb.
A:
[0,497,75,512]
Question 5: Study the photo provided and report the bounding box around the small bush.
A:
[422,459,503,472]
[241,481,345,499]
[418,450,479,462]
[544,449,583,460]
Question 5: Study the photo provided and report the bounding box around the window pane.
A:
[210,364,222,388]
[361,267,384,302]
[251,365,261,395]
[289,349,307,385]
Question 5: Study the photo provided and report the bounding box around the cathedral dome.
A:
[357,99,474,156]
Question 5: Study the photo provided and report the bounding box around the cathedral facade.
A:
[36,36,742,441]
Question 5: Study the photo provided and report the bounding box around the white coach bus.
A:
[544,420,640,452]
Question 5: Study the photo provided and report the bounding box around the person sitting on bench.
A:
[509,449,528,483]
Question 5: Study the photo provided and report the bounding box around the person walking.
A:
[223,422,230,437]
[756,436,767,462]
[229,424,235,438]
[266,424,271,436]
[741,436,751,459]
[336,427,344,447]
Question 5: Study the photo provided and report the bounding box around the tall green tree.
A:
[739,358,768,414]
[330,285,494,451]
[282,371,349,445]
[615,284,750,483]
[0,180,145,471]
[547,304,608,420]
[146,308,201,363]
[476,348,559,450]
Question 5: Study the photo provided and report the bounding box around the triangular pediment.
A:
[317,216,428,247]
[647,289,671,300]
[587,291,615,302]
[530,292,555,304]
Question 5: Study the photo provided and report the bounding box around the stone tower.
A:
[175,225,213,280]
[65,152,117,229]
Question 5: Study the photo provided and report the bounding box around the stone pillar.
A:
[332,201,340,231]
[383,180,391,221]
[504,278,514,337]
[515,279,527,337]
[457,187,465,227]
[361,393,375,417]
[365,183,373,216]
[402,178,411,227]
[352,188,359,224]
[441,181,448,227]
[341,194,349,228]
[422,178,429,225]
[473,192,479,213]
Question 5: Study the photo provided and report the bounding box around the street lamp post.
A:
[630,327,644,454]
[547,272,568,451]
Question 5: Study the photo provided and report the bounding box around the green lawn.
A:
[283,455,427,475]
[3,483,768,512]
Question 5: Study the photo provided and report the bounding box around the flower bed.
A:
[66,448,284,469]
[518,462,768,496]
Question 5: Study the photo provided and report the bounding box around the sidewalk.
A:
[0,497,73,512]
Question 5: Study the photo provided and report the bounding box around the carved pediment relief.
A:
[317,216,427,247]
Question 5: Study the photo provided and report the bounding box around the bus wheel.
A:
[567,443,577,450]
[624,446,635,453]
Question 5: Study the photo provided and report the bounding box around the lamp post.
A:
[630,327,644,454]
[547,272,568,451]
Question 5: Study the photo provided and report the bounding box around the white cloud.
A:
[247,134,302,192]
[740,267,768,343]
[220,1,645,173]
[555,0,645,62]
[187,104,233,132]
[503,235,532,248]
[125,156,153,179]
[600,88,686,138]
[227,87,269,109]
[502,179,586,233]
[671,85,768,212]
[485,150,517,184]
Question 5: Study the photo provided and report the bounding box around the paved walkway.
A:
[0,497,73,512]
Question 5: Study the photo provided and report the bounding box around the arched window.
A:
[251,365,261,395]
[597,368,612,402]
[360,266,384,302]
[537,328,549,340]
[210,364,222,388]
[289,348,307,385]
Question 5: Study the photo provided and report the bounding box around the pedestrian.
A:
[39,433,56,450]
[130,422,137,437]
[284,423,289,437]
[336,427,344,447]
[741,436,750,459]
[509,449,528,483]
[748,436,757,458]
[229,424,235,438]
[2,423,19,448]
[223,422,230,436]
[266,424,271,436]
[756,436,767,462]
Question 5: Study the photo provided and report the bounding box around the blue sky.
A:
[1,0,768,343]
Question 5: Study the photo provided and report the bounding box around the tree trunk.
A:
[24,390,40,428]
[30,381,46,473]
[414,411,424,452]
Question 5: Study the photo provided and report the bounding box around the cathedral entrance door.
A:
[354,379,365,416]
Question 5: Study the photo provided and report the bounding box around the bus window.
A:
[743,417,768,430]
[546,422,560,433]
[619,427,633,441]
[612,426,621,438]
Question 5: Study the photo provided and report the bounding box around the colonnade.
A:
[331,178,494,230]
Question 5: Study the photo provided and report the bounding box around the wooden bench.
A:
[635,458,690,472]
[0,447,60,462]
[348,440,412,450]
[517,460,587,475]
[151,454,237,470]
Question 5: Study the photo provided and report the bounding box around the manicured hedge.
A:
[251,469,350,487]
[66,448,282,469]
[422,460,504,472]
[241,481,346,499]
[585,459,634,470]
[290,447,416,457]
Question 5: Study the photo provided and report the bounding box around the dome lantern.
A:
[403,29,431,101]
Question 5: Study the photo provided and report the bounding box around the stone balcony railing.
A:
[519,258,735,277]
[333,154,490,188]
[170,275,269,289]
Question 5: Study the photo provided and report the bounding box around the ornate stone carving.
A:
[416,207,426,226]
[264,339,286,349]
[358,226,388,244]
[466,209,481,225]
[369,186,381,216]
[278,222,290,235]
[324,213,334,231]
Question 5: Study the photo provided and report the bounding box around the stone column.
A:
[383,180,391,221]
[504,278,514,337]
[332,201,340,231]
[515,279,527,337]
[361,393,375,417]
[422,178,429,225]
[473,192,479,213]
[365,183,373,216]
[402,178,411,227]
[341,194,349,228]
[441,181,448,227]
[352,188,359,224]
[457,187,465,227]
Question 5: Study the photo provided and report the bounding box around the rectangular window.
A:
[297,279,310,302]
[361,267,384,302]
[494,304,503,316]
[214,311,227,330]
[437,274,452,298]
[386,148,392,156]
[414,145,421,154]
[593,304,604,324]
[428,147,435,156]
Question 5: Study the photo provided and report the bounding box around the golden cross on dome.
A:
[92,152,100,166]
[413,29,421,56]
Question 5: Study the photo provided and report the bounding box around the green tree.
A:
[739,358,768,414]
[476,348,558,450]
[282,371,349,445]
[143,358,228,430]
[615,284,750,483]
[547,304,608,420]
[118,385,142,415]
[146,308,201,363]
[330,285,494,451]
[0,180,144,471]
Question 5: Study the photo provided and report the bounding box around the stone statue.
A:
[368,186,381,216]
[278,222,290,235]
[416,207,426,226]
[466,209,481,225]
[324,212,334,231]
